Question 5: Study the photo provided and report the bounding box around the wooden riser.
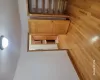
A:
[28,20,70,34]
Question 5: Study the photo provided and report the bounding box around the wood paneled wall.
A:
[65,0,100,80]
[28,20,70,34]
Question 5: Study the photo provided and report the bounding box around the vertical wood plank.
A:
[63,0,67,14]
[36,0,38,13]
[53,0,55,13]
[54,0,58,14]
[28,0,32,13]
[62,0,65,14]
[56,0,59,14]
[59,0,62,14]
[60,0,63,14]
[48,0,52,14]
[27,0,67,15]
[57,0,60,14]
[42,0,45,13]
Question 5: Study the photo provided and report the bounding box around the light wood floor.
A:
[62,0,100,79]
[58,23,100,80]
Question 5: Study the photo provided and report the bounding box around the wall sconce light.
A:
[0,35,8,50]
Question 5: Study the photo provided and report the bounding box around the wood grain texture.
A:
[29,13,70,18]
[31,35,57,40]
[28,20,70,34]
[36,0,38,12]
[58,24,100,80]
[48,0,52,13]
[58,0,100,79]
[42,0,45,13]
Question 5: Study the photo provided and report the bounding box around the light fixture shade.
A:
[0,36,8,50]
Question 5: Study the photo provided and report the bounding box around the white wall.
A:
[0,0,21,80]
[18,0,28,54]
[13,51,79,80]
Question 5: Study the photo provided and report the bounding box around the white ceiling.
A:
[0,0,21,80]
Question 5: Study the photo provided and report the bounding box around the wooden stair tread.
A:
[28,14,70,18]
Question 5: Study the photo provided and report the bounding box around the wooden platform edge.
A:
[28,14,70,18]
